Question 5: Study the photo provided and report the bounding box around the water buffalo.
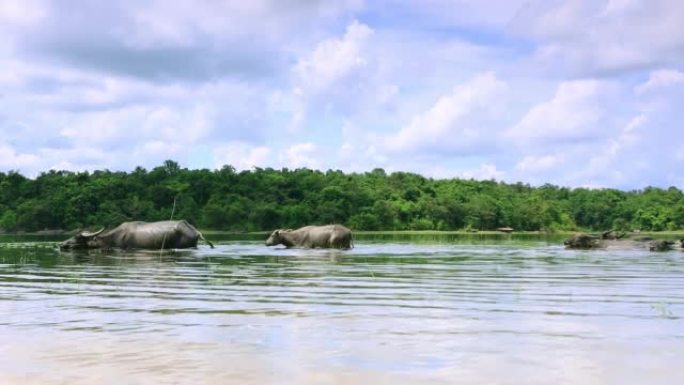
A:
[648,240,675,252]
[265,224,353,249]
[59,220,214,251]
[563,233,603,249]
[601,229,626,240]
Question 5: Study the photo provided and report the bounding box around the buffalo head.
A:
[265,229,295,247]
[59,228,104,250]
[265,229,283,246]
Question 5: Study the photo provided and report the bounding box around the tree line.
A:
[1,160,683,233]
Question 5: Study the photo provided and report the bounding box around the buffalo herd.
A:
[563,229,683,251]
[59,221,353,251]
[58,221,681,252]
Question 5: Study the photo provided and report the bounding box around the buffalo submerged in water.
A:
[59,220,214,251]
[266,224,353,249]
[563,231,684,252]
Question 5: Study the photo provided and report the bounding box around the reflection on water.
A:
[1,235,683,384]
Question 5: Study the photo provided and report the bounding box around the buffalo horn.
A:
[82,228,104,237]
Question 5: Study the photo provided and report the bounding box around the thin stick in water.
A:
[159,195,177,258]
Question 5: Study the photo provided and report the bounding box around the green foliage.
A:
[349,212,380,230]
[0,209,17,231]
[0,161,683,232]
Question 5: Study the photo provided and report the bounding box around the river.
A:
[1,234,682,384]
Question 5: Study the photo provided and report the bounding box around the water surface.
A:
[1,235,682,384]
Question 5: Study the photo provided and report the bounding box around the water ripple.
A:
[1,238,683,384]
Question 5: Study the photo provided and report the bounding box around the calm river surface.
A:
[1,234,683,385]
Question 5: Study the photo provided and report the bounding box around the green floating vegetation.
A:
[0,242,58,249]
[1,160,684,233]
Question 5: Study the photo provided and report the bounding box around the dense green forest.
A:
[1,160,683,233]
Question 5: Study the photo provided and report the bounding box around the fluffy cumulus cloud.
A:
[1,0,683,188]
[293,20,373,95]
[506,80,606,144]
[383,73,508,155]
[636,69,684,94]
[279,143,321,170]
[511,0,684,76]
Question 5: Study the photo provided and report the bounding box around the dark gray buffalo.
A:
[648,240,675,252]
[266,224,353,249]
[59,220,214,250]
[563,233,603,249]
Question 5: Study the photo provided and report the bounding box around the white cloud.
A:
[57,104,212,148]
[2,0,684,190]
[125,0,364,48]
[416,163,506,181]
[623,114,646,133]
[516,154,564,172]
[335,121,390,172]
[461,163,505,180]
[0,0,46,26]
[507,80,604,144]
[363,0,527,30]
[287,20,375,133]
[636,69,684,94]
[512,0,684,75]
[0,143,41,170]
[0,67,273,174]
[213,142,272,171]
[140,140,184,157]
[585,114,643,171]
[293,20,373,94]
[553,113,642,187]
[279,143,320,169]
[0,144,112,177]
[383,72,507,154]
[603,0,639,14]
[338,121,364,167]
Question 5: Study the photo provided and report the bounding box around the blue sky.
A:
[1,0,683,189]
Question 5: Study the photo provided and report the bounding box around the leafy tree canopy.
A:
[1,161,682,232]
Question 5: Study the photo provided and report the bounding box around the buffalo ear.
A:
[275,230,281,236]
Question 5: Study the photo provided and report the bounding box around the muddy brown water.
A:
[1,234,682,384]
